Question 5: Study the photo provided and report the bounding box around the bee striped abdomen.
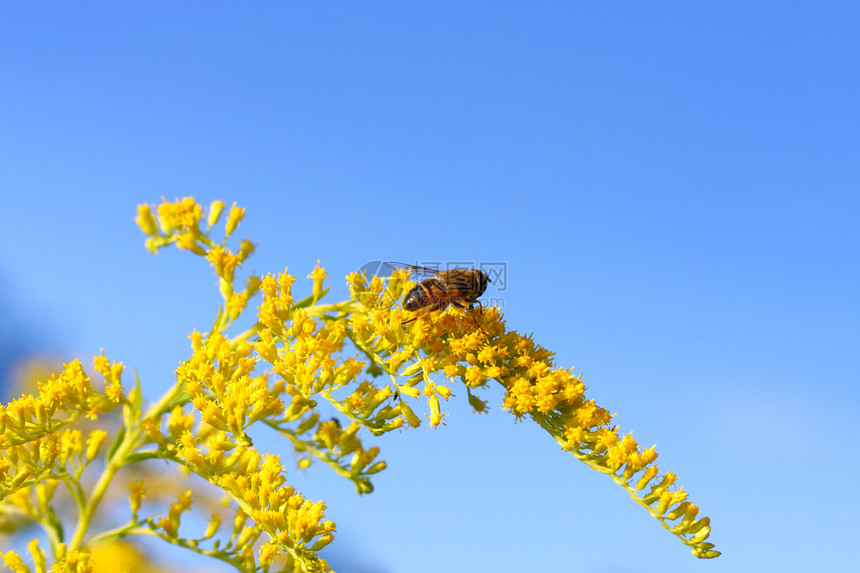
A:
[403,277,447,311]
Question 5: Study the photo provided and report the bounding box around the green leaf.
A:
[106,424,127,463]
[123,451,164,464]
[123,369,144,428]
[291,288,329,311]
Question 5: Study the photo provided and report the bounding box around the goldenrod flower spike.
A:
[0,197,716,573]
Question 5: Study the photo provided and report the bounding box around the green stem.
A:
[303,300,357,317]
[142,378,189,420]
[319,389,389,434]
[85,521,147,547]
[231,321,263,345]
[67,444,127,550]
[61,474,86,513]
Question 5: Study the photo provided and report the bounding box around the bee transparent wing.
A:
[384,262,441,278]
[352,261,432,310]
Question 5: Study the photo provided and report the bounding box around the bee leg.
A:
[401,306,436,327]
[457,298,487,336]
[472,315,488,336]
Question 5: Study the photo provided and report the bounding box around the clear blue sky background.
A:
[1,2,858,572]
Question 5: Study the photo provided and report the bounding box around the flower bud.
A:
[207,200,226,230]
[28,539,46,573]
[311,533,334,551]
[135,204,159,236]
[2,550,29,573]
[365,461,387,474]
[225,203,245,237]
[204,514,222,539]
[308,261,328,303]
[85,430,108,462]
[399,402,421,428]
[129,481,146,516]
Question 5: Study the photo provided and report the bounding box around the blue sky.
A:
[1,2,858,572]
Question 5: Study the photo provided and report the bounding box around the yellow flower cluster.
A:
[251,268,395,493]
[0,357,120,504]
[177,331,284,440]
[137,197,239,255]
[344,268,718,558]
[137,198,256,314]
[1,359,122,445]
[133,199,348,570]
[0,195,719,573]
[156,419,335,569]
[0,427,108,502]
[221,453,335,567]
[4,540,93,573]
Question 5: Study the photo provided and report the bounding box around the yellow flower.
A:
[158,490,193,538]
[90,542,147,573]
[258,542,280,567]
[308,261,328,303]
[207,245,240,283]
[175,231,206,256]
[27,540,45,573]
[84,430,107,462]
[226,291,250,321]
[157,196,202,234]
[134,204,159,236]
[2,550,28,573]
[93,352,124,403]
[225,202,245,237]
[129,480,146,517]
[207,199,226,229]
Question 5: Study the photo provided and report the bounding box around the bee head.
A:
[476,269,490,296]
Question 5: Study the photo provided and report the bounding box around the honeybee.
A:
[390,263,489,312]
